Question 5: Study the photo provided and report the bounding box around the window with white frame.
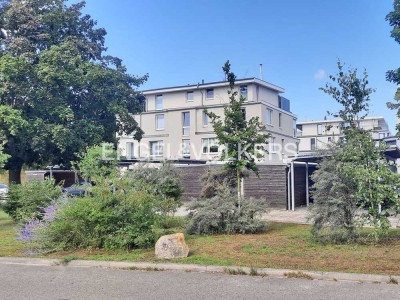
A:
[182,139,190,158]
[266,108,273,125]
[269,137,276,153]
[187,91,194,101]
[202,138,219,153]
[240,85,248,101]
[202,111,209,126]
[126,142,134,159]
[150,141,164,157]
[155,114,164,130]
[182,112,190,136]
[317,124,323,135]
[296,124,302,136]
[140,98,147,112]
[310,138,316,150]
[206,89,214,99]
[156,94,163,110]
[278,113,282,128]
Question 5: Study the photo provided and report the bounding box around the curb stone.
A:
[0,257,398,284]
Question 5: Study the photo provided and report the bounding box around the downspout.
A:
[287,166,291,210]
[198,83,204,107]
[138,113,142,158]
[306,162,309,207]
[291,161,295,211]
[198,83,204,134]
[194,107,197,135]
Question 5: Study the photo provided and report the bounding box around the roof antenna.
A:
[259,64,263,80]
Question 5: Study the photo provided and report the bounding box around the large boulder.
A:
[155,233,189,259]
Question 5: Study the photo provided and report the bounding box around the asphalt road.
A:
[0,264,399,300]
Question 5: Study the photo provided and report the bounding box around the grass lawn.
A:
[0,210,25,256]
[2,210,400,275]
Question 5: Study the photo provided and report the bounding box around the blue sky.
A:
[74,0,400,131]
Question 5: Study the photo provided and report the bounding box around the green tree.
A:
[312,62,400,239]
[386,0,400,132]
[206,61,270,206]
[321,61,374,127]
[0,105,27,169]
[76,143,119,182]
[0,0,146,183]
[338,129,400,235]
[0,143,9,168]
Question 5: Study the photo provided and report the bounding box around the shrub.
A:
[308,153,361,241]
[200,167,237,199]
[102,191,161,250]
[17,196,68,246]
[3,179,62,222]
[186,186,268,234]
[29,187,162,251]
[309,132,400,242]
[39,196,106,250]
[16,161,183,251]
[125,162,183,215]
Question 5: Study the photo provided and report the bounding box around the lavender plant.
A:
[17,195,68,251]
[4,179,62,222]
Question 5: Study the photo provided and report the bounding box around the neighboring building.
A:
[381,135,400,172]
[287,116,399,211]
[119,78,299,165]
[296,116,391,154]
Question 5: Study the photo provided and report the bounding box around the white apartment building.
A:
[296,116,391,154]
[119,78,299,165]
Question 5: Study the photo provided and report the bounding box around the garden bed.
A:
[1,210,400,275]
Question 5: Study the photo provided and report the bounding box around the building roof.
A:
[142,77,285,95]
[297,116,386,125]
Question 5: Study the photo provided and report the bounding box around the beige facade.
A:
[296,117,391,153]
[119,78,299,165]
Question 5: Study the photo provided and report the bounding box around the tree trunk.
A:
[237,168,241,211]
[8,164,22,184]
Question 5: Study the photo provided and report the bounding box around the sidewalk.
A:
[262,207,310,224]
[176,206,311,224]
[175,206,310,224]
[178,206,400,228]
[0,256,398,284]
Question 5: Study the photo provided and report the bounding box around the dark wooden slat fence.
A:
[177,164,288,208]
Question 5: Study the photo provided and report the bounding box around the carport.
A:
[287,155,321,211]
